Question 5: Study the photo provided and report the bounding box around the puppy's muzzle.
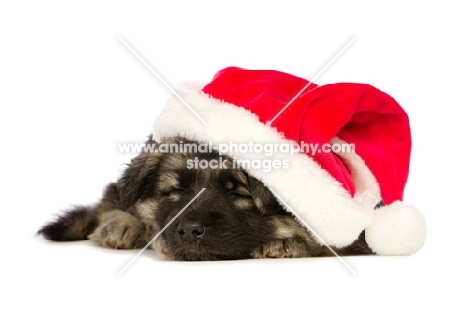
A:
[177,220,205,242]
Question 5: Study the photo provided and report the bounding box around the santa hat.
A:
[152,67,426,255]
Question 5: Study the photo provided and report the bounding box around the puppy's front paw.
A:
[251,238,311,259]
[88,210,150,249]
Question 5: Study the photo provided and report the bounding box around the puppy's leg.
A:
[88,210,152,249]
[39,183,151,249]
[251,216,374,258]
[251,238,314,258]
[251,215,327,259]
[38,183,122,241]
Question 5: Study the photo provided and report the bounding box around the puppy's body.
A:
[39,136,373,260]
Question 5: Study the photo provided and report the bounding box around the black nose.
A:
[177,220,205,241]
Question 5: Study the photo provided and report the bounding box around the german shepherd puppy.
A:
[38,136,373,260]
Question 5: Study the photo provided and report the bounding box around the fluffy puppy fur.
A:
[38,136,373,260]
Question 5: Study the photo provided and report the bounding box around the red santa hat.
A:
[152,67,427,255]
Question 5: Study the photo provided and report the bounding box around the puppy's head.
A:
[118,137,286,260]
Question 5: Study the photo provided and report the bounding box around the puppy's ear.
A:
[247,175,283,215]
[118,143,162,210]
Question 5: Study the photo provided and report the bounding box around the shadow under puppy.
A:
[38,136,373,260]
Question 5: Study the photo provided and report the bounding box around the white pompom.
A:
[365,201,427,255]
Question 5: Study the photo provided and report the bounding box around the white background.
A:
[1,1,467,310]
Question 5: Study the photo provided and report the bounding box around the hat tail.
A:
[333,137,427,255]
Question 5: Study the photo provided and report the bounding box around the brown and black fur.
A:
[38,136,374,260]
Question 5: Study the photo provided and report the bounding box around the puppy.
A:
[38,136,373,260]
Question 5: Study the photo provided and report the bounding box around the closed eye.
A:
[160,187,185,197]
[228,185,251,198]
[223,171,251,198]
